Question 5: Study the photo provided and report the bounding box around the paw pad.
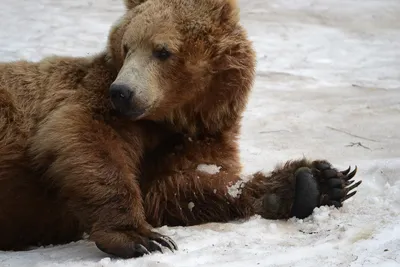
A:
[290,162,362,219]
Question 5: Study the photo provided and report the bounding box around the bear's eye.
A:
[123,44,129,56]
[153,47,171,61]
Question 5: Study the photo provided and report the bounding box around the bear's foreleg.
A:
[242,159,361,220]
[143,168,255,227]
[143,158,361,226]
[29,105,177,258]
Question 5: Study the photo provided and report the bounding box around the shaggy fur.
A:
[0,0,361,258]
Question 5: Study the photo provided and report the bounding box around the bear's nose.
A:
[109,83,133,112]
[110,83,132,101]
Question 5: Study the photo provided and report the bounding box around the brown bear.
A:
[0,0,361,259]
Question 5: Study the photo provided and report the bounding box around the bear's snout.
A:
[110,83,134,115]
[109,83,150,119]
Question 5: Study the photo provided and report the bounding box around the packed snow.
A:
[1,0,400,266]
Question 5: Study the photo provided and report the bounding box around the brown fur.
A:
[0,0,346,256]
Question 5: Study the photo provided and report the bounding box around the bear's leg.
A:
[241,158,361,220]
[143,168,255,227]
[30,105,176,258]
[143,158,361,226]
[0,91,83,250]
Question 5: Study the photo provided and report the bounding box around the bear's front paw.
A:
[91,227,178,258]
[290,161,361,219]
[312,161,361,208]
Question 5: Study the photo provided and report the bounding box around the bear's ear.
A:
[217,0,240,24]
[124,0,146,9]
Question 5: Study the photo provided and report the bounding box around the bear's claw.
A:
[150,234,178,252]
[94,231,177,259]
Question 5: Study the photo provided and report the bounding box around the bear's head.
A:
[107,0,256,135]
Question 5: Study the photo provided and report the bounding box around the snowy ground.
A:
[1,0,400,266]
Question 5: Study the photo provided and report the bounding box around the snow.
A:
[227,180,245,198]
[196,164,221,175]
[1,0,400,266]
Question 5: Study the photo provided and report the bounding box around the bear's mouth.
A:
[110,104,152,120]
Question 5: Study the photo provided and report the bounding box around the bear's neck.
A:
[161,104,243,139]
[84,52,119,90]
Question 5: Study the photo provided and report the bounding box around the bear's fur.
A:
[0,0,361,258]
